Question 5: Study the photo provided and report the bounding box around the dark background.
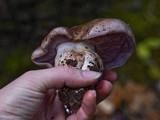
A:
[0,0,160,119]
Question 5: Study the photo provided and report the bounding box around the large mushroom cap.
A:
[31,18,135,69]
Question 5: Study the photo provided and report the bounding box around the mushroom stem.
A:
[55,42,104,115]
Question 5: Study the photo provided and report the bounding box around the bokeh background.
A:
[0,0,160,120]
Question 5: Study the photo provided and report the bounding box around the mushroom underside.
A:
[32,33,134,70]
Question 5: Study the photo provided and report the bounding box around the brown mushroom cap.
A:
[31,18,135,69]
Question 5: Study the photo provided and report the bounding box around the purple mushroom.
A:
[31,18,135,115]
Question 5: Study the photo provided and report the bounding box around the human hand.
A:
[0,66,117,120]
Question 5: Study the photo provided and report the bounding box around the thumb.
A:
[16,65,102,92]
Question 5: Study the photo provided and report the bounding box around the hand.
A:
[0,66,117,120]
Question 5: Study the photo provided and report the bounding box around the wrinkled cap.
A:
[31,18,135,69]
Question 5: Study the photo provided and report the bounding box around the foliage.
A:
[137,37,160,80]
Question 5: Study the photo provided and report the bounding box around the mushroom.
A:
[31,18,135,115]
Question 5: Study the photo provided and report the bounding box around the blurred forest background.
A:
[0,0,160,120]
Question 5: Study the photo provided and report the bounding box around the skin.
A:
[0,66,117,120]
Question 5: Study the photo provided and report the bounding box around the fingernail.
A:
[82,71,102,79]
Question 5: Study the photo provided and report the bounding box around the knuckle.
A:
[23,70,37,77]
[59,65,77,75]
